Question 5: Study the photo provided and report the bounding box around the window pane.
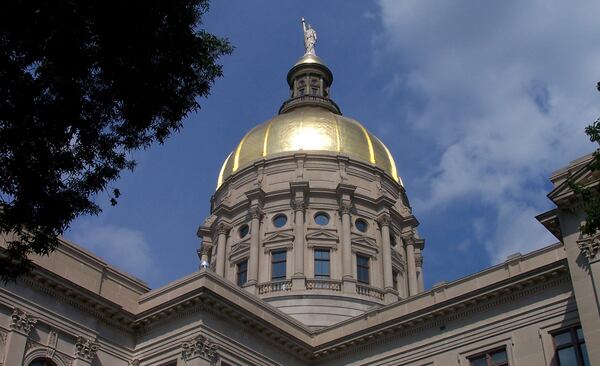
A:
[557,347,578,366]
[272,262,286,279]
[314,213,330,226]
[470,356,487,366]
[315,250,329,260]
[581,343,590,366]
[576,327,585,342]
[554,331,573,347]
[491,350,507,364]
[273,214,287,228]
[273,251,286,262]
[357,255,369,267]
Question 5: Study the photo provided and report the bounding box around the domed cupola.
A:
[199,19,424,329]
[216,19,402,189]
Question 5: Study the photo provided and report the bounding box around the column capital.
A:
[181,334,219,363]
[249,206,264,219]
[197,244,213,257]
[415,252,424,267]
[376,213,391,227]
[74,336,99,362]
[291,198,307,212]
[129,360,141,366]
[216,222,232,235]
[577,232,600,263]
[10,307,37,336]
[339,201,352,215]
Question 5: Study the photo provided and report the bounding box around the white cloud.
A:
[69,222,158,281]
[376,0,599,262]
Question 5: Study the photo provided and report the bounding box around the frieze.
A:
[74,336,98,361]
[181,334,219,363]
[10,307,37,335]
[577,232,600,263]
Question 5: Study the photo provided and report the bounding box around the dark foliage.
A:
[569,83,600,236]
[0,0,232,281]
[572,116,600,236]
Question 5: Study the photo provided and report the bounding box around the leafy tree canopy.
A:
[570,82,600,236]
[0,0,232,281]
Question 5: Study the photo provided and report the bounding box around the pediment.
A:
[306,229,339,242]
[548,155,599,203]
[263,230,295,246]
[351,234,378,257]
[228,241,250,261]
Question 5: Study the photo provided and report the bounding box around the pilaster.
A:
[4,307,37,366]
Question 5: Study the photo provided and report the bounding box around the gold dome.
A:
[217,106,402,188]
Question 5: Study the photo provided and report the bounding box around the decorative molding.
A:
[577,232,600,263]
[0,329,7,345]
[46,330,59,359]
[10,307,37,335]
[181,334,219,364]
[129,360,141,366]
[74,336,98,361]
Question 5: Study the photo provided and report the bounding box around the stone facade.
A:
[1,43,599,366]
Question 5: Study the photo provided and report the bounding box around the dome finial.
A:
[301,17,317,55]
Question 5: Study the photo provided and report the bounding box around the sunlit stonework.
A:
[0,19,599,366]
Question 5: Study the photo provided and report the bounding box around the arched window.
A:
[29,359,57,366]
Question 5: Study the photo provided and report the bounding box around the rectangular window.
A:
[237,260,248,286]
[552,326,589,366]
[271,250,287,280]
[314,249,330,279]
[356,254,370,284]
[469,348,508,366]
[392,270,398,291]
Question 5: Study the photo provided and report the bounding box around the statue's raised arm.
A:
[301,18,317,55]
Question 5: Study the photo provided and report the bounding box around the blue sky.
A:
[66,1,599,289]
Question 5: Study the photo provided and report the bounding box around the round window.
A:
[238,224,250,238]
[355,219,368,233]
[314,212,330,226]
[273,214,287,228]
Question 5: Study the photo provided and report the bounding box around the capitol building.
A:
[1,23,599,366]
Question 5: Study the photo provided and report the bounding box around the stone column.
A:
[246,206,262,293]
[181,335,219,366]
[73,336,99,366]
[403,233,418,296]
[3,307,37,366]
[340,202,355,289]
[415,250,424,292]
[290,182,308,290]
[378,214,396,303]
[215,223,230,277]
[291,198,306,288]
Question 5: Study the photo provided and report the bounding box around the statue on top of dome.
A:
[301,18,317,55]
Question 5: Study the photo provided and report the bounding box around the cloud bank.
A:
[376,0,600,262]
[70,222,159,282]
